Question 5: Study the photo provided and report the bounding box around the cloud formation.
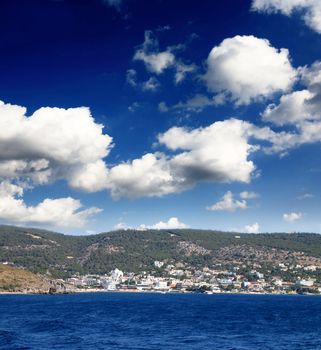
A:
[0,181,101,228]
[252,0,321,34]
[0,101,112,192]
[138,217,189,230]
[0,101,111,227]
[207,191,247,212]
[240,191,259,199]
[107,119,257,199]
[261,61,321,152]
[2,95,318,207]
[283,212,302,222]
[204,35,296,105]
[142,77,160,91]
[171,94,218,113]
[114,217,189,230]
[244,222,260,233]
[132,30,195,86]
[134,30,175,74]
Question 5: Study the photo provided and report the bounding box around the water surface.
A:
[0,293,320,349]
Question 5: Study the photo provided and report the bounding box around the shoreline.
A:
[0,289,318,296]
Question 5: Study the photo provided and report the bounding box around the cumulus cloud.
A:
[240,191,259,199]
[142,77,160,91]
[252,0,321,34]
[138,217,189,230]
[283,212,302,222]
[0,101,112,192]
[0,181,101,228]
[134,31,175,74]
[126,69,138,87]
[106,153,180,199]
[0,99,264,202]
[262,90,314,126]
[244,222,260,233]
[207,191,247,212]
[261,61,321,151]
[174,62,196,84]
[204,35,296,105]
[113,217,188,231]
[0,100,112,227]
[1,98,313,205]
[159,118,257,183]
[172,94,217,113]
[132,30,195,84]
[106,119,260,199]
[114,222,131,230]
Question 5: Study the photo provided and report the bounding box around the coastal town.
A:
[61,259,321,295]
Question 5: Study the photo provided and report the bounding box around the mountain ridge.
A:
[1,225,321,279]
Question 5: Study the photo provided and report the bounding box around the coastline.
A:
[0,288,317,296]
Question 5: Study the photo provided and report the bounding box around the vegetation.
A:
[1,225,321,277]
[0,264,50,292]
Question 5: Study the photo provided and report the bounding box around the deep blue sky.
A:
[1,0,321,234]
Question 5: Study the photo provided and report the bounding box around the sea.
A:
[0,292,320,350]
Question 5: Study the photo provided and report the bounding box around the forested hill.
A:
[1,225,321,278]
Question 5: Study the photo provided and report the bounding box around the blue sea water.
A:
[0,293,320,350]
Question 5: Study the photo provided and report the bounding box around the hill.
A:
[1,225,321,278]
[0,264,53,293]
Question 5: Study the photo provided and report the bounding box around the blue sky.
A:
[1,0,321,234]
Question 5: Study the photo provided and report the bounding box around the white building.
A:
[154,261,164,268]
[296,279,314,287]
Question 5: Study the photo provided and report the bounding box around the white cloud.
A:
[0,101,112,192]
[283,212,302,222]
[240,191,259,199]
[68,160,109,193]
[260,61,321,151]
[2,98,314,204]
[114,222,131,230]
[204,35,296,105]
[114,217,189,231]
[160,118,257,183]
[300,60,321,85]
[207,191,247,212]
[172,94,217,113]
[262,90,314,126]
[244,222,260,233]
[138,217,189,230]
[158,102,169,112]
[174,62,196,84]
[0,100,112,226]
[135,51,175,74]
[134,31,175,74]
[106,119,259,199]
[126,69,137,87]
[133,30,195,84]
[297,193,315,200]
[0,181,101,228]
[106,153,177,199]
[0,100,263,202]
[252,0,321,34]
[142,77,160,91]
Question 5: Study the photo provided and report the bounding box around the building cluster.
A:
[64,260,321,295]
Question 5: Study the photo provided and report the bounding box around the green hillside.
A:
[1,225,321,278]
